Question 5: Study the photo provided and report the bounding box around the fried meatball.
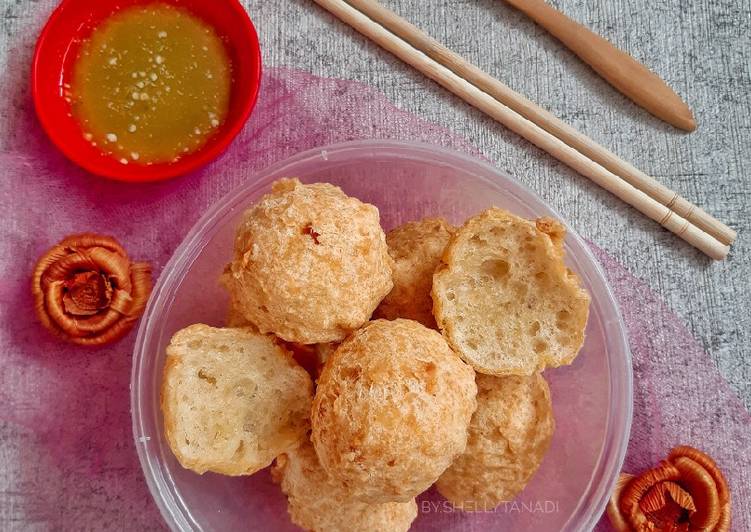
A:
[435,373,554,510]
[223,178,393,344]
[311,319,477,503]
[272,440,418,532]
[374,217,454,328]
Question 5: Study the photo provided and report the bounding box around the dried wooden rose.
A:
[32,233,151,346]
[607,445,730,531]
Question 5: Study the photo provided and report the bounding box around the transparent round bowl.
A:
[132,140,632,531]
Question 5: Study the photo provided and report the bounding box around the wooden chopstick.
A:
[312,0,732,260]
[344,0,736,247]
[505,0,697,132]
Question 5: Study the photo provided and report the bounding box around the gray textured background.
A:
[0,0,749,528]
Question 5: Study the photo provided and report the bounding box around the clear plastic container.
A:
[131,140,632,531]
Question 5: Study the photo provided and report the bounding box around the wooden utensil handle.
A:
[505,0,696,131]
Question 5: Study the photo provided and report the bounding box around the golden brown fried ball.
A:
[311,319,477,503]
[272,440,418,532]
[435,373,554,510]
[222,178,393,344]
[374,217,454,328]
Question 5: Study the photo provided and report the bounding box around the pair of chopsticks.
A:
[312,0,736,260]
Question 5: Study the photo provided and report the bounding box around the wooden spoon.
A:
[505,0,696,131]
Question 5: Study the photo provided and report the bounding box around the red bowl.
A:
[32,0,262,182]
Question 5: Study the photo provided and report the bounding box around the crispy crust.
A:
[436,373,555,510]
[222,178,393,344]
[224,279,253,327]
[374,217,455,328]
[311,319,477,503]
[272,440,418,532]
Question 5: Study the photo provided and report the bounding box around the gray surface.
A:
[0,0,749,526]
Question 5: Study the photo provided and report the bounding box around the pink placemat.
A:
[1,67,749,530]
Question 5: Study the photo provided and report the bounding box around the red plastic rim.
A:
[31,0,262,182]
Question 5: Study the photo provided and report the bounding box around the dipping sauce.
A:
[69,3,232,165]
